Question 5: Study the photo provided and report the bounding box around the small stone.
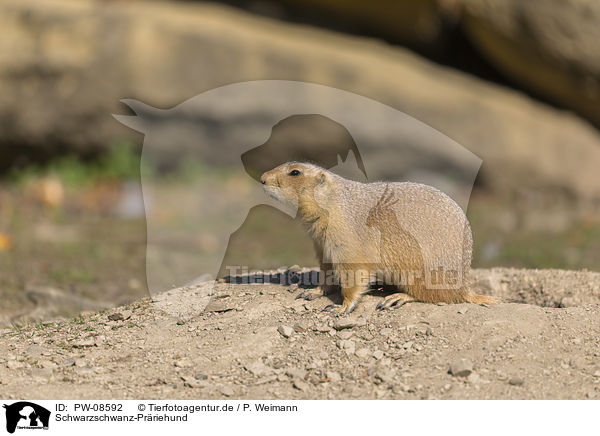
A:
[338,330,353,340]
[392,384,407,395]
[182,376,211,389]
[355,348,371,359]
[293,378,310,392]
[72,338,96,348]
[449,358,473,377]
[74,359,87,367]
[278,325,294,338]
[380,328,393,337]
[467,373,481,384]
[326,371,341,382]
[62,359,76,367]
[592,370,600,378]
[508,377,524,386]
[6,360,22,370]
[244,361,272,377]
[586,390,597,399]
[375,389,386,399]
[74,365,93,375]
[108,312,124,321]
[293,322,308,332]
[30,367,53,381]
[288,284,299,293]
[286,368,307,380]
[194,373,208,380]
[338,340,356,355]
[402,341,414,350]
[220,386,234,397]
[374,370,394,384]
[315,325,331,333]
[40,360,57,369]
[173,359,193,368]
[25,345,45,357]
[204,301,235,313]
[373,350,384,360]
[457,307,468,314]
[333,320,357,331]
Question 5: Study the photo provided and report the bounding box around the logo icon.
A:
[3,402,50,434]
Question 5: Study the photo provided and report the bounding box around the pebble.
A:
[72,338,96,348]
[40,360,57,369]
[338,331,353,340]
[374,370,394,384]
[286,368,307,380]
[244,361,272,377]
[467,373,481,384]
[108,312,124,321]
[194,373,208,380]
[62,359,76,367]
[204,301,235,313]
[293,322,308,332]
[173,359,193,368]
[373,350,384,360]
[25,345,46,357]
[220,386,234,397]
[457,307,468,315]
[326,371,342,382]
[508,377,524,386]
[592,370,600,378]
[6,361,23,370]
[278,325,294,338]
[30,367,53,381]
[181,376,211,389]
[315,325,331,333]
[338,340,356,355]
[586,390,597,399]
[355,348,371,359]
[333,320,357,331]
[449,359,473,377]
[380,328,393,337]
[293,378,310,392]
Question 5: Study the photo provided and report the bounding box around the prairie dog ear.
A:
[317,171,327,185]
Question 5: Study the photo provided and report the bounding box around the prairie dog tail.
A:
[465,292,500,305]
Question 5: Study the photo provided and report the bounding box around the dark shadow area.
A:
[241,114,366,181]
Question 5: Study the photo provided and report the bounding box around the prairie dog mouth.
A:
[263,185,298,210]
[263,185,285,202]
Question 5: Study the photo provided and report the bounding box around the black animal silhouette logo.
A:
[3,402,50,433]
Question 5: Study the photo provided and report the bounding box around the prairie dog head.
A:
[260,162,329,211]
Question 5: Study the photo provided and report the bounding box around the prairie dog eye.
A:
[288,169,301,176]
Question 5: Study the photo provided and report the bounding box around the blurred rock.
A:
[21,286,111,323]
[0,0,599,202]
[278,0,455,50]
[461,0,600,126]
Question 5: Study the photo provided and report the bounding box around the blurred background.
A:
[1,0,599,326]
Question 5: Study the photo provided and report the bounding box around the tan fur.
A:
[261,162,498,312]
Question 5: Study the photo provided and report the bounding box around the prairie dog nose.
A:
[260,175,266,185]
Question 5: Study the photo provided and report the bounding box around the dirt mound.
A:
[1,267,599,400]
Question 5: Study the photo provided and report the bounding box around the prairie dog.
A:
[261,162,497,314]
